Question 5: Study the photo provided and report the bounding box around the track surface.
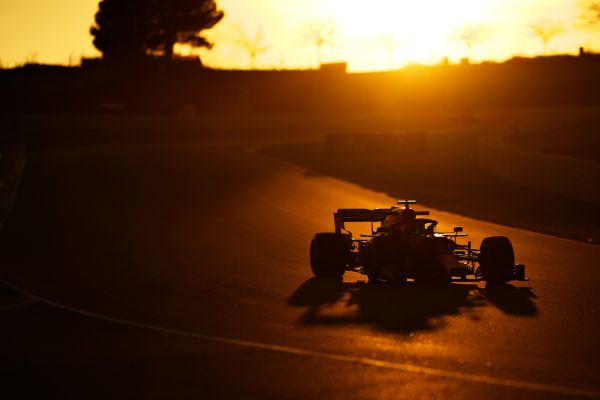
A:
[1,141,600,399]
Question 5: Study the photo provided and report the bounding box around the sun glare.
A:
[326,0,491,38]
[317,0,494,67]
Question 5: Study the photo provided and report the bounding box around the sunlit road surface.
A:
[1,141,600,400]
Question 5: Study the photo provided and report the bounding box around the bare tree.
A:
[67,53,78,67]
[381,33,405,70]
[233,26,270,69]
[25,52,38,65]
[453,23,488,62]
[278,54,286,70]
[579,0,600,30]
[530,20,564,54]
[303,19,335,67]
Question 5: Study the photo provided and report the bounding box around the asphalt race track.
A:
[1,141,599,399]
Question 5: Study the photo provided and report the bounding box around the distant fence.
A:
[478,135,600,206]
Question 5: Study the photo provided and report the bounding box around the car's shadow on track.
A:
[480,283,538,316]
[288,278,538,334]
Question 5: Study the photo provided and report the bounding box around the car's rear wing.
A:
[334,208,430,234]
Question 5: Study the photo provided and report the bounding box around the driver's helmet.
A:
[381,208,417,233]
[399,209,417,221]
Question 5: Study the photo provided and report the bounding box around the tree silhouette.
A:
[303,19,335,67]
[530,20,563,54]
[579,1,600,30]
[234,26,269,69]
[90,0,148,60]
[453,23,488,62]
[90,0,224,61]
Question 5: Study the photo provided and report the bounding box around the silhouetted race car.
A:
[310,200,527,284]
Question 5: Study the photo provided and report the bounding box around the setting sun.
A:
[318,0,494,67]
[326,0,491,39]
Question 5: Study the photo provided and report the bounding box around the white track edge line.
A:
[2,279,599,399]
[0,298,38,312]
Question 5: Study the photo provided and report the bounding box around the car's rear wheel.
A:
[363,244,383,283]
[478,236,515,284]
[310,233,348,278]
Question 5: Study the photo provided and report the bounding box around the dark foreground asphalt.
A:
[1,141,599,399]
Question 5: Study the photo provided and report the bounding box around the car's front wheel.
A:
[478,236,515,284]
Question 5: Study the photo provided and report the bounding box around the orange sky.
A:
[0,0,597,71]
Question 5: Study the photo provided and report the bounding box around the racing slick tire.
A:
[363,243,383,283]
[363,237,396,283]
[478,236,515,284]
[310,233,348,278]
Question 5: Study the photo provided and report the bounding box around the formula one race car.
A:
[310,201,527,284]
